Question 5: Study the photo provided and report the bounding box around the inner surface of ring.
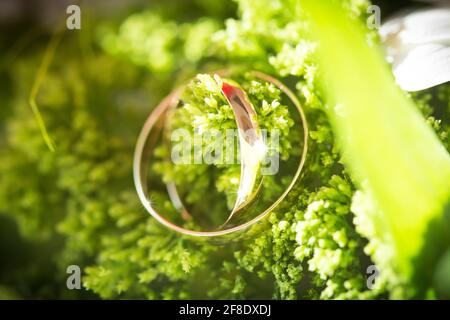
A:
[216,77,265,226]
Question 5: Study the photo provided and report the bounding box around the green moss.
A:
[0,0,449,299]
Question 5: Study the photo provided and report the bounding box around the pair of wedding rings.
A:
[133,71,308,237]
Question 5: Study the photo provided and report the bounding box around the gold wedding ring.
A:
[133,71,308,237]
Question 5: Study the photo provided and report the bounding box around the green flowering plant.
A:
[0,0,449,300]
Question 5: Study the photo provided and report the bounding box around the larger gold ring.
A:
[133,71,308,237]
